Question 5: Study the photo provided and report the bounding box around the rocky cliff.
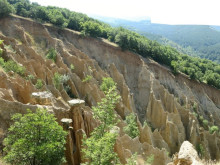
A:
[0,15,220,164]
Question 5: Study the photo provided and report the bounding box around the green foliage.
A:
[3,108,67,165]
[35,79,43,89]
[70,64,74,70]
[100,77,116,93]
[209,125,219,134]
[82,79,121,164]
[0,58,25,76]
[145,154,154,165]
[196,143,205,158]
[82,132,119,165]
[124,113,140,139]
[46,48,57,62]
[192,112,198,118]
[0,57,4,66]
[0,40,3,56]
[0,0,14,18]
[52,72,69,90]
[192,102,197,111]
[82,75,92,83]
[126,153,137,165]
[202,119,209,127]
[27,74,35,81]
[81,21,103,37]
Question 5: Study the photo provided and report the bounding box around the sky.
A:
[30,0,220,25]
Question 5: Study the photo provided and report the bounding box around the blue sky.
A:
[30,0,220,25]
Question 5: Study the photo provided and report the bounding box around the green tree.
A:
[0,0,14,17]
[80,21,103,37]
[124,113,140,139]
[46,48,57,62]
[82,78,121,165]
[3,108,67,165]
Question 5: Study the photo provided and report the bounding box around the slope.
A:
[0,15,220,164]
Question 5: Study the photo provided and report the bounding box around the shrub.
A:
[126,153,137,165]
[27,74,35,81]
[70,64,75,70]
[46,48,57,62]
[3,60,25,76]
[209,126,219,134]
[35,79,43,89]
[193,102,197,111]
[53,72,69,90]
[82,75,92,83]
[100,77,116,93]
[202,119,208,127]
[192,112,198,118]
[3,108,67,165]
[53,72,63,89]
[82,83,121,164]
[124,113,140,139]
[196,143,205,158]
[0,57,4,66]
[145,154,154,165]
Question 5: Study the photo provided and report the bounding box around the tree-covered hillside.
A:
[97,17,220,63]
[1,0,220,90]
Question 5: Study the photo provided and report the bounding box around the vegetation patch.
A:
[124,113,140,139]
[0,57,26,76]
[82,75,92,83]
[3,108,67,165]
[82,78,121,164]
[35,79,43,89]
[46,48,57,62]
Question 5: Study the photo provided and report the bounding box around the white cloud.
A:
[30,0,220,25]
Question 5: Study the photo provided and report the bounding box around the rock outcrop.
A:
[171,141,203,165]
[0,15,220,164]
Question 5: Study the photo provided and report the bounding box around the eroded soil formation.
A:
[0,16,220,164]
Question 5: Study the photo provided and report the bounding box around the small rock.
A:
[31,91,53,105]
[61,118,73,124]
[68,99,85,107]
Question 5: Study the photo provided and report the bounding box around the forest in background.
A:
[97,17,220,63]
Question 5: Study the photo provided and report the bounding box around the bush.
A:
[124,113,140,139]
[202,119,208,127]
[82,75,92,83]
[3,108,67,165]
[196,143,205,158]
[209,125,219,134]
[46,48,57,62]
[3,60,25,76]
[126,153,137,165]
[35,79,43,89]
[100,77,116,93]
[0,0,14,18]
[26,74,35,81]
[146,154,154,165]
[53,72,69,90]
[70,64,74,70]
[82,83,121,164]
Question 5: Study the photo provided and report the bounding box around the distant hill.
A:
[96,17,220,63]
